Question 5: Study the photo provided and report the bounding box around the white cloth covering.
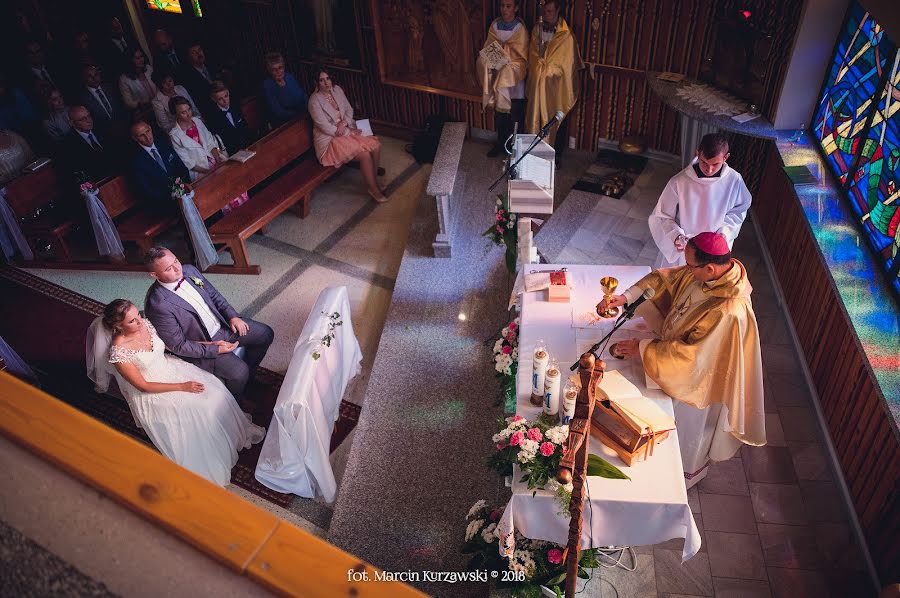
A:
[89,316,264,486]
[499,264,701,561]
[648,159,751,267]
[254,286,362,502]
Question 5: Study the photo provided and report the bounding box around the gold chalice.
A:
[598,276,620,319]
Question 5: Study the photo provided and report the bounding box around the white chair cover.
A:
[83,188,125,261]
[0,334,36,382]
[254,286,362,502]
[177,191,217,271]
[0,187,34,261]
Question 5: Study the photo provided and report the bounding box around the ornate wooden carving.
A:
[557,352,605,598]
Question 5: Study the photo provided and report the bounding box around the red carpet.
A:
[0,265,360,509]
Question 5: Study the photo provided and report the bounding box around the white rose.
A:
[467,500,487,519]
[481,522,497,543]
[519,438,539,455]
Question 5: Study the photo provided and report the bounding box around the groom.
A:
[143,247,274,398]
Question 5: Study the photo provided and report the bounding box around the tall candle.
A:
[531,341,548,406]
[543,361,561,416]
[562,386,577,425]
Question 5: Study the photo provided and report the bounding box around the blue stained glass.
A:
[812,3,895,187]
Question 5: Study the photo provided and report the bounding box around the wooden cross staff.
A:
[557,352,605,598]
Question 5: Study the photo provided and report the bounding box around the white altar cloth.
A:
[498,264,701,561]
[254,286,362,502]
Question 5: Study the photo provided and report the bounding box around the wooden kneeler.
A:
[557,353,605,598]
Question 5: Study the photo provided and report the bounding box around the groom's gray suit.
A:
[145,264,274,398]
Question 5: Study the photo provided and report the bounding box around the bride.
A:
[87,299,265,486]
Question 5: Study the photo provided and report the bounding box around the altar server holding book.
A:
[477,0,529,157]
[596,232,766,486]
[648,133,752,268]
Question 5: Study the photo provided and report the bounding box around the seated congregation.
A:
[1,26,388,270]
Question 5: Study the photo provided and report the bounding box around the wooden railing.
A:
[0,372,425,597]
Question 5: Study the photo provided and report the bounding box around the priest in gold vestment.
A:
[596,232,766,487]
[524,0,583,150]
[476,0,529,157]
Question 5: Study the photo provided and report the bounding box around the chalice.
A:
[598,276,620,319]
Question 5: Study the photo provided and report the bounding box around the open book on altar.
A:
[596,370,676,435]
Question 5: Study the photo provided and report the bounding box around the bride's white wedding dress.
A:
[108,318,265,486]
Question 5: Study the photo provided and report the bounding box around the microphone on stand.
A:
[621,287,656,318]
[538,111,565,138]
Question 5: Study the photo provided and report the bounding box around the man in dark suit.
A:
[61,105,119,181]
[129,121,190,214]
[144,246,274,398]
[101,17,136,76]
[151,29,181,75]
[204,82,249,155]
[79,65,125,135]
[22,39,69,98]
[179,43,218,115]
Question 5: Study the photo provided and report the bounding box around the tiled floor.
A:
[537,154,875,597]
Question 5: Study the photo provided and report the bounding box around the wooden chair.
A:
[4,164,77,262]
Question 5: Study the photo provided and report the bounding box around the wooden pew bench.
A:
[96,175,179,256]
[191,117,337,274]
[4,163,78,262]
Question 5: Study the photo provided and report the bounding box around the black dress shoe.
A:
[487,146,502,158]
[377,167,385,176]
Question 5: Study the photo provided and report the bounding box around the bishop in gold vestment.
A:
[524,0,583,147]
[598,232,766,486]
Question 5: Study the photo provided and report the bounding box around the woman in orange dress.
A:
[307,68,386,202]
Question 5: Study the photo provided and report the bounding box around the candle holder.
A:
[598,276,620,318]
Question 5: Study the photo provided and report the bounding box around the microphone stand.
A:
[488,120,555,193]
[568,307,638,372]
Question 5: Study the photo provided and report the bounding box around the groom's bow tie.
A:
[174,277,186,290]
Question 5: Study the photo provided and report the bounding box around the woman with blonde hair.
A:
[308,67,386,202]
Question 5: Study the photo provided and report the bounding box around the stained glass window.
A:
[812,3,894,186]
[845,49,900,294]
[146,0,183,14]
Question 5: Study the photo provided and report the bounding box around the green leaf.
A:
[577,568,590,579]
[587,454,630,480]
[545,572,566,587]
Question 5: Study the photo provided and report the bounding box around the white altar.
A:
[498,264,701,561]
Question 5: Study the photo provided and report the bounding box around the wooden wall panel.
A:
[189,0,803,156]
[755,142,900,584]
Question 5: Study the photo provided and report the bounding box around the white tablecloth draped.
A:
[254,286,362,502]
[499,264,701,561]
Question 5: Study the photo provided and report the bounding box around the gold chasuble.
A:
[476,19,529,113]
[525,18,583,146]
[628,260,767,451]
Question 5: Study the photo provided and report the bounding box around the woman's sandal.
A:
[369,190,390,203]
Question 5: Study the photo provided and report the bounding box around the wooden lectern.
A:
[557,353,605,598]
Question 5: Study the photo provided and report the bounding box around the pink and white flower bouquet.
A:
[490,317,520,409]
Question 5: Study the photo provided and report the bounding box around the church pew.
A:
[96,175,180,256]
[190,116,337,274]
[3,163,77,262]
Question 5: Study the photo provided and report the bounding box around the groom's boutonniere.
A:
[190,276,204,288]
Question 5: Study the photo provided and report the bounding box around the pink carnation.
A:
[496,225,503,234]
[539,442,555,457]
[510,415,524,422]
[496,442,505,450]
[547,548,563,565]
[508,322,518,331]
[527,428,543,442]
[490,509,502,522]
[502,345,512,355]
[509,431,524,446]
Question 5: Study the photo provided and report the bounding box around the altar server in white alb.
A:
[648,133,752,268]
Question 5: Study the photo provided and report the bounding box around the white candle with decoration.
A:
[561,381,577,424]
[543,358,561,416]
[531,339,548,406]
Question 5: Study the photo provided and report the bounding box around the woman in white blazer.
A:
[308,67,385,202]
[168,96,248,211]
[118,48,157,110]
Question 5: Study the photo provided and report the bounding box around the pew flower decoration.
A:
[170,177,192,199]
[79,181,97,194]
[487,415,629,511]
[311,311,343,360]
[462,499,600,597]
[483,194,517,274]
[490,317,520,408]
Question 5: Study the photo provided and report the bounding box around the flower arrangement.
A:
[463,499,600,597]
[311,311,342,360]
[488,415,629,510]
[483,194,517,273]
[490,317,520,411]
[170,177,192,199]
[79,181,97,194]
